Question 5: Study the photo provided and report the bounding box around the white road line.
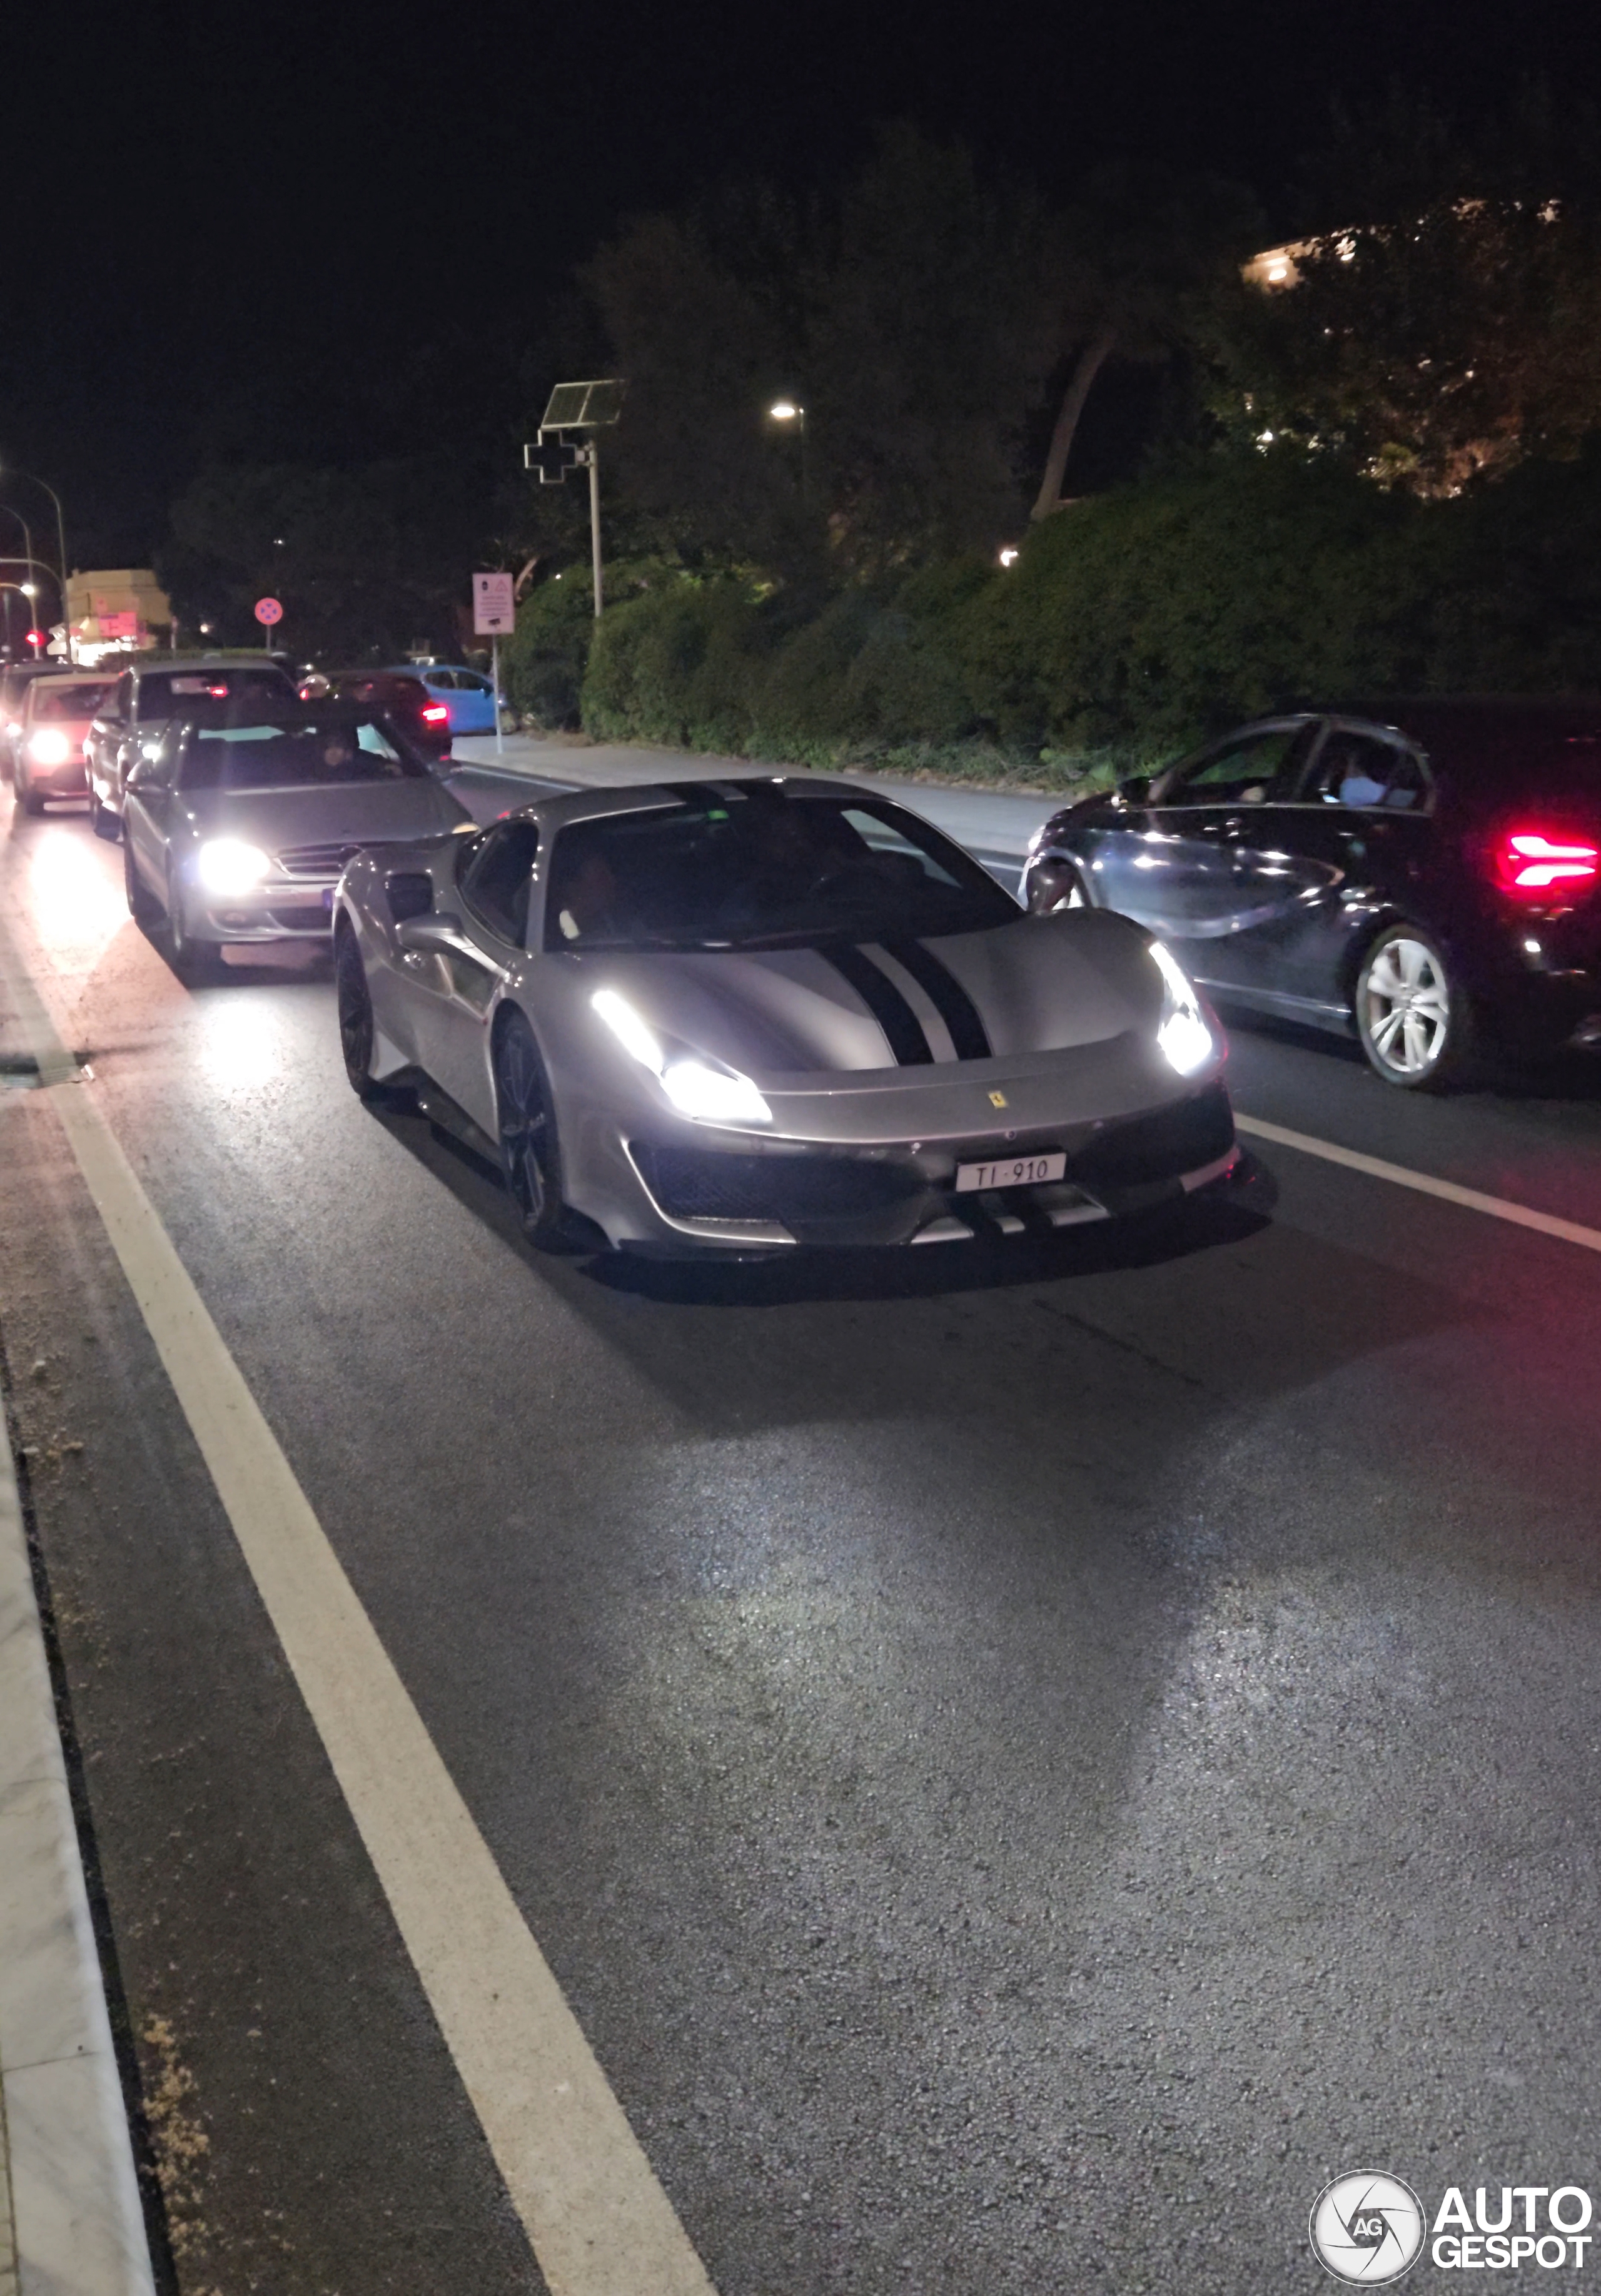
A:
[0,920,716,2296]
[1236,1112,1601,1256]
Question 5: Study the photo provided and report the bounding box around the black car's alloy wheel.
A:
[1356,924,1468,1088]
[335,928,385,1100]
[494,1015,570,1250]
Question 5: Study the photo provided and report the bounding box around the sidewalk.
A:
[1,1236,156,2293]
[446,732,1061,888]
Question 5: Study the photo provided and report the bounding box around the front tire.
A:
[165,866,224,983]
[17,756,45,816]
[335,926,387,1101]
[1355,924,1470,1088]
[91,796,121,842]
[493,1013,571,1250]
[124,837,162,928]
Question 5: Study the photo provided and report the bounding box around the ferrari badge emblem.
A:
[989,1090,1008,1109]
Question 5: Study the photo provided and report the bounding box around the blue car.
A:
[380,663,502,737]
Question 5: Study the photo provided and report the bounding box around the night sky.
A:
[6,0,1599,566]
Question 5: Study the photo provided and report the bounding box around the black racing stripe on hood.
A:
[821,944,935,1065]
[881,938,992,1060]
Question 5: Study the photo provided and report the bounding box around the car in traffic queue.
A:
[9,671,117,812]
[306,669,455,764]
[1,659,78,779]
[88,656,300,836]
[1021,699,1601,1088]
[332,774,1238,1257]
[381,662,502,738]
[121,702,470,982]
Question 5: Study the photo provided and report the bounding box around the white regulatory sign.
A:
[473,572,515,635]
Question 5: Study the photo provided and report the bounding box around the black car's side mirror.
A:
[386,872,434,923]
[1116,774,1153,804]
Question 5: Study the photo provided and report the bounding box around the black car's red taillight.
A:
[1493,827,1601,896]
[420,703,449,726]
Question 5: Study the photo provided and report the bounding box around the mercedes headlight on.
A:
[1150,941,1216,1075]
[592,988,772,1125]
[28,730,72,765]
[196,839,273,897]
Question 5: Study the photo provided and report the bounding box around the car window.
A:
[422,670,455,690]
[29,680,114,722]
[1159,727,1313,806]
[1308,731,1431,812]
[460,820,540,946]
[178,717,425,791]
[543,788,1018,952]
[137,667,293,720]
[458,673,492,694]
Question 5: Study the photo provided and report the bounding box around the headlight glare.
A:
[660,1058,772,1124]
[592,989,772,1125]
[196,838,273,896]
[28,730,72,765]
[1150,940,1217,1075]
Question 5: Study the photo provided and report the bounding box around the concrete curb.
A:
[0,1398,156,2296]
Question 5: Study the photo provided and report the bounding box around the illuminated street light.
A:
[770,400,803,422]
[0,466,72,660]
[998,546,1020,568]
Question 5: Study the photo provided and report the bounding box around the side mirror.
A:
[385,871,434,924]
[126,754,169,793]
[1116,774,1153,804]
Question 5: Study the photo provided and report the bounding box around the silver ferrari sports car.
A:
[333,776,1238,1254]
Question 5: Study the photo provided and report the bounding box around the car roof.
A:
[485,772,886,832]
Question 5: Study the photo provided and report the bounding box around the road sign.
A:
[98,611,138,640]
[473,572,515,635]
[254,597,283,627]
[539,378,625,430]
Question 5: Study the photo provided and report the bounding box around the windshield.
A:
[543,788,1018,951]
[179,719,428,791]
[137,667,295,720]
[32,680,114,722]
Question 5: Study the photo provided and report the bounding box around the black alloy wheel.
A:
[335,927,386,1101]
[123,837,161,928]
[493,1013,570,1250]
[165,864,223,984]
[1355,923,1472,1089]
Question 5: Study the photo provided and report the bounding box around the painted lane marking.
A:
[1236,1111,1601,1257]
[0,919,715,2296]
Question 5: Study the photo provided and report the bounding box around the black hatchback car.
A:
[1021,700,1601,1087]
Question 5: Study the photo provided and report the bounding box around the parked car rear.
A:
[318,671,453,762]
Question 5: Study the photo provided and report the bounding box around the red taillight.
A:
[420,703,449,724]
[1495,828,1601,895]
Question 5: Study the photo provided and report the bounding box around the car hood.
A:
[176,777,468,857]
[568,911,1159,1081]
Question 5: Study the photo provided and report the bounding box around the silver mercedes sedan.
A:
[121,705,469,980]
[333,775,1238,1257]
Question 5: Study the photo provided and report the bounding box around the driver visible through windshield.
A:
[545,785,1018,950]
[178,717,428,792]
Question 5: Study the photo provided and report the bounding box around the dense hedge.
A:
[507,445,1601,781]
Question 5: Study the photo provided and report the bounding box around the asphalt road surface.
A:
[4,769,1601,2295]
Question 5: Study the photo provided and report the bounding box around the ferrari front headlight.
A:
[1150,940,1216,1076]
[592,988,772,1125]
[196,839,273,896]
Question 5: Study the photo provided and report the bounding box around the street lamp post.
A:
[769,399,808,502]
[0,468,72,662]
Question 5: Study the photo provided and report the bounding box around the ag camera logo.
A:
[1310,2173,1427,2284]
